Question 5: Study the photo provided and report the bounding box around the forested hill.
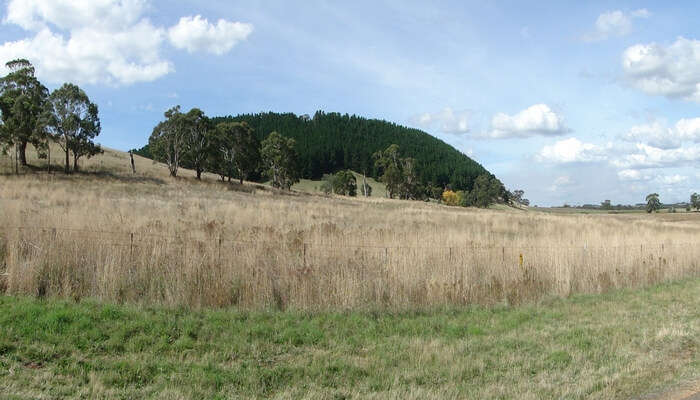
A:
[134,111,493,191]
[213,111,490,191]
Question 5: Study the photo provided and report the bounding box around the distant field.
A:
[0,279,698,399]
[542,207,694,214]
[1,146,700,310]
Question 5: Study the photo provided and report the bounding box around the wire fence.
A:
[3,224,694,255]
[2,224,698,309]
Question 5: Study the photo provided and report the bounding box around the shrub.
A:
[441,190,459,206]
[457,190,471,207]
[320,171,357,196]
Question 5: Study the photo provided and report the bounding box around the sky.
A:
[1,1,700,206]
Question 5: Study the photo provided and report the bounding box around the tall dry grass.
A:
[1,152,700,310]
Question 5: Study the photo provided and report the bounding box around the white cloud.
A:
[536,137,608,163]
[554,176,572,185]
[168,15,253,55]
[611,143,700,169]
[411,107,471,134]
[617,169,652,181]
[548,175,574,192]
[657,174,687,185]
[583,9,650,42]
[0,0,170,85]
[674,118,700,141]
[621,121,677,149]
[5,0,147,31]
[631,9,651,18]
[0,0,252,85]
[486,104,569,139]
[622,37,700,101]
[621,118,700,149]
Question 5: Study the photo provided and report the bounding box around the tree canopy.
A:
[260,131,300,190]
[200,111,491,191]
[646,193,661,213]
[0,58,49,167]
[43,83,101,173]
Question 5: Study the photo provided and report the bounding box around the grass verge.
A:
[0,279,698,399]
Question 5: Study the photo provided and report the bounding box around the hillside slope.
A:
[135,111,493,191]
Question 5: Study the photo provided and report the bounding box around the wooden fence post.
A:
[129,151,136,174]
[218,234,222,263]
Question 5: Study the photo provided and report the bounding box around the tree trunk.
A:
[129,151,135,174]
[363,173,368,197]
[64,148,70,174]
[239,176,243,185]
[196,169,202,180]
[18,141,27,166]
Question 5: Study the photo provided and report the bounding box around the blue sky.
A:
[2,1,700,206]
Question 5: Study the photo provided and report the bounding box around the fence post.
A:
[130,232,134,260]
[218,234,222,263]
[303,243,307,267]
[449,247,452,261]
[384,247,388,264]
[502,246,505,263]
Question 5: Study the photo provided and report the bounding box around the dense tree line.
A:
[147,107,300,190]
[0,59,101,174]
[135,111,493,192]
[440,174,508,208]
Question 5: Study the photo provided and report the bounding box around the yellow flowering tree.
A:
[442,190,459,206]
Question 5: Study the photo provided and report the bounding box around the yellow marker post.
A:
[519,253,523,268]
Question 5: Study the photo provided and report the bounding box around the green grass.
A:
[1,279,698,399]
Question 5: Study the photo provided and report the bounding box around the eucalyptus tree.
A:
[211,121,260,184]
[373,144,403,198]
[468,174,506,208]
[321,170,357,196]
[44,83,101,173]
[399,157,420,199]
[183,108,211,180]
[691,192,700,211]
[0,59,49,168]
[149,106,186,177]
[260,131,300,190]
[646,193,661,213]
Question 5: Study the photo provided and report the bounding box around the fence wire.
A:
[2,225,694,253]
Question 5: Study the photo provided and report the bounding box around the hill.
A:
[134,111,492,191]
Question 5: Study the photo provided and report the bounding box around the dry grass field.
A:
[1,146,699,311]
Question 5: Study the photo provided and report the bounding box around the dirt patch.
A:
[641,379,700,400]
